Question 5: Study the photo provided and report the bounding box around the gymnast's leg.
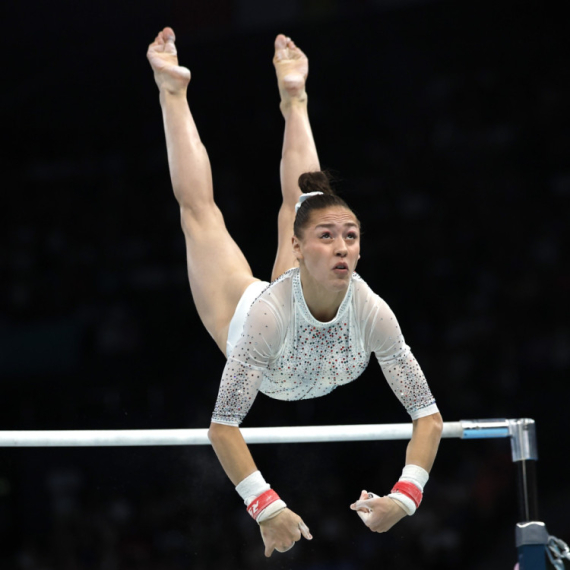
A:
[271,35,321,281]
[147,28,258,354]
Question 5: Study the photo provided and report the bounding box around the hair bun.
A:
[293,170,357,238]
[298,171,335,195]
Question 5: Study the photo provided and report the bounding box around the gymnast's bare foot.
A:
[273,34,308,106]
[147,27,191,95]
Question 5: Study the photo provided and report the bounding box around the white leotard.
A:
[212,268,438,426]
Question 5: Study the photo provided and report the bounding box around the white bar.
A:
[0,422,464,447]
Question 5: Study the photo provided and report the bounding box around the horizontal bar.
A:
[0,421,478,447]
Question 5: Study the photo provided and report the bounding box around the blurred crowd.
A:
[1,0,568,568]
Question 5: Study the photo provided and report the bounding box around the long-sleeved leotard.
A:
[212,268,438,426]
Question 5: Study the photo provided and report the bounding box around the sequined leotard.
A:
[212,268,438,426]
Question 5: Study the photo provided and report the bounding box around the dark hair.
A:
[294,171,358,237]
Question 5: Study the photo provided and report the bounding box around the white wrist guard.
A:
[400,464,429,491]
[236,470,270,506]
[236,471,287,524]
[388,492,417,515]
[388,464,430,516]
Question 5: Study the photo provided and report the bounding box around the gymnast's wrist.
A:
[236,470,287,524]
[387,464,429,516]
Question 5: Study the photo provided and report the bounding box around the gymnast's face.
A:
[293,206,361,293]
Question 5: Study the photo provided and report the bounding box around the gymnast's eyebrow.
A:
[314,222,359,228]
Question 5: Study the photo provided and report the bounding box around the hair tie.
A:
[295,191,324,214]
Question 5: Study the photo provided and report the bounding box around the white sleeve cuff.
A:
[410,403,439,420]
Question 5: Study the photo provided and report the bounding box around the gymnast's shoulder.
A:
[350,272,402,336]
[244,268,295,334]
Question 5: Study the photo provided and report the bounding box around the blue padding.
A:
[463,427,510,439]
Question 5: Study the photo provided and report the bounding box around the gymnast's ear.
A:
[292,235,303,261]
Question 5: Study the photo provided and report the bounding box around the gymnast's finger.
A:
[299,520,313,540]
[264,541,276,558]
[350,498,373,512]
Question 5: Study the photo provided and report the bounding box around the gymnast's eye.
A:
[346,231,358,240]
[319,232,332,239]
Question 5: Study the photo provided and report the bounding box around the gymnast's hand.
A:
[147,27,191,94]
[350,490,407,533]
[259,507,312,557]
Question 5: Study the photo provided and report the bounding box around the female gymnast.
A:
[147,27,443,558]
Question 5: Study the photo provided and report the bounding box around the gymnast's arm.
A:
[406,412,443,473]
[350,411,442,533]
[351,290,443,532]
[207,302,312,557]
[207,423,256,485]
[208,418,312,557]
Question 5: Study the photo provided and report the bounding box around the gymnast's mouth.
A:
[332,262,348,271]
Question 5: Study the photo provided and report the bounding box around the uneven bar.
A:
[0,421,471,447]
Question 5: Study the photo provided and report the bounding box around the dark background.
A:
[1,0,569,568]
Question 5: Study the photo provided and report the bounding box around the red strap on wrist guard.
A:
[391,481,423,508]
[247,489,280,520]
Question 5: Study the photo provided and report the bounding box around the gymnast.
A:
[147,27,443,557]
